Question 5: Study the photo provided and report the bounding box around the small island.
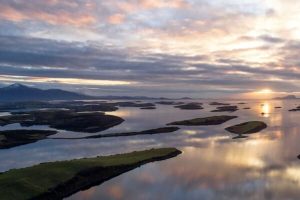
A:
[0,101,119,112]
[0,100,160,113]
[211,106,238,112]
[167,115,237,126]
[209,102,230,106]
[0,130,57,149]
[0,110,124,133]
[289,106,300,111]
[174,102,203,110]
[155,101,184,105]
[140,106,156,110]
[84,127,180,139]
[0,148,181,200]
[54,127,181,139]
[116,102,156,108]
[225,121,267,136]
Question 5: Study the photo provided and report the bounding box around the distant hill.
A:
[0,83,172,102]
[0,83,93,102]
[180,97,193,100]
[273,95,298,100]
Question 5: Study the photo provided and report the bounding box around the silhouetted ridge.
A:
[0,84,91,102]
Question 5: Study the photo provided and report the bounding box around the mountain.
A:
[180,97,193,100]
[0,83,92,102]
[0,83,171,102]
[273,95,298,100]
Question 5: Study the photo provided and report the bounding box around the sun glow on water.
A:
[261,102,270,117]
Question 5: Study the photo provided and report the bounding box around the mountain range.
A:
[0,83,93,101]
[0,83,174,102]
[273,95,298,100]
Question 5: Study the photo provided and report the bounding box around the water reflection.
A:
[261,102,270,117]
[1,100,300,199]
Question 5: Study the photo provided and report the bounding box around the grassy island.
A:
[0,110,124,133]
[225,121,267,135]
[174,102,203,110]
[167,115,237,126]
[0,130,57,149]
[0,148,181,200]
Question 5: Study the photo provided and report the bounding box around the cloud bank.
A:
[0,0,300,98]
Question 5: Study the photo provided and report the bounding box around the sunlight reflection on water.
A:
[261,102,270,117]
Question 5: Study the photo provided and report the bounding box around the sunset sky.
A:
[0,0,300,98]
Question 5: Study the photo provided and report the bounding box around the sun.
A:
[257,89,273,94]
[240,88,275,99]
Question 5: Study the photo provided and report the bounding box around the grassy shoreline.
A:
[0,148,181,200]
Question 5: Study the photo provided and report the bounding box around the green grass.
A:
[0,148,181,200]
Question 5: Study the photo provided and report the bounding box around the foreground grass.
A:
[0,148,181,200]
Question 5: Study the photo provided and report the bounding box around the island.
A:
[167,115,237,126]
[140,106,156,110]
[155,101,184,105]
[289,106,300,111]
[0,148,181,200]
[0,130,57,149]
[116,102,156,108]
[209,102,230,106]
[54,127,181,139]
[69,104,118,112]
[0,101,160,113]
[211,106,238,112]
[0,110,124,133]
[174,102,203,110]
[225,121,267,136]
[0,101,118,112]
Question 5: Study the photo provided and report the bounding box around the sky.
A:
[0,0,300,98]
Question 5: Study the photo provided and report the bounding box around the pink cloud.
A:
[117,0,189,13]
[139,0,188,9]
[0,6,28,22]
[0,3,96,27]
[108,14,125,25]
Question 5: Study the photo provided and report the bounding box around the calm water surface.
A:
[1,100,300,200]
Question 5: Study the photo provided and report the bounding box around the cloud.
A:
[258,35,285,43]
[108,14,125,25]
[116,0,189,12]
[0,1,96,27]
[1,0,300,97]
[0,34,300,97]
